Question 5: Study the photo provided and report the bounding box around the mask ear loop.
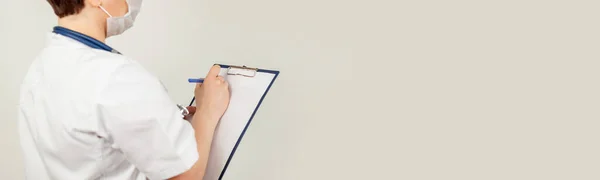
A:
[98,2,113,17]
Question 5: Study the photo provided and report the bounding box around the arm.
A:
[170,65,230,180]
[169,112,217,179]
[98,63,228,180]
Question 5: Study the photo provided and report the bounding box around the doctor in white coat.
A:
[18,0,229,179]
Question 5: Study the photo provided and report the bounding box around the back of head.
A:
[47,0,86,18]
[46,0,140,41]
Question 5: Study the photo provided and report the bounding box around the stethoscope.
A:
[52,26,122,54]
[52,26,191,117]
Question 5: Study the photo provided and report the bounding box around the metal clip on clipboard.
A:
[226,65,258,77]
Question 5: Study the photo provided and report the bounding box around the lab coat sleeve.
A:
[96,62,198,180]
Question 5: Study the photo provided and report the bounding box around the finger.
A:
[207,65,221,78]
[195,82,203,88]
[215,76,226,84]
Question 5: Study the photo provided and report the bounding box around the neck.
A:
[58,14,106,42]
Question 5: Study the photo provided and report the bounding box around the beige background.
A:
[1,0,599,179]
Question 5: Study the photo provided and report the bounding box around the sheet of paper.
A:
[202,68,277,180]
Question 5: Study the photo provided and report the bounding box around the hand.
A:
[193,65,230,125]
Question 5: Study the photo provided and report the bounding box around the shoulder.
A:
[59,51,161,100]
[92,54,167,98]
[96,55,160,91]
[42,34,141,79]
[79,53,156,88]
[41,33,162,95]
[45,32,142,76]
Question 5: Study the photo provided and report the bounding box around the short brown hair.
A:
[47,0,86,18]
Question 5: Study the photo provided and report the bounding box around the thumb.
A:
[207,65,222,78]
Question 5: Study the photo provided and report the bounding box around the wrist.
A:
[192,108,220,129]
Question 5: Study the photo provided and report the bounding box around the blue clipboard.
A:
[188,64,279,180]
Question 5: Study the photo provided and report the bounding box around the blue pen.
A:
[187,78,204,106]
[188,78,204,83]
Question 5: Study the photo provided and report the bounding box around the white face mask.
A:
[99,0,143,38]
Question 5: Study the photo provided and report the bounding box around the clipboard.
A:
[188,64,279,180]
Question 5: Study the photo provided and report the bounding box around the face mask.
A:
[99,0,143,38]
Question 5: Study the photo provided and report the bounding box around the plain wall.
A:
[1,0,599,179]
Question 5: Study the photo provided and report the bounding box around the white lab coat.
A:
[18,33,198,180]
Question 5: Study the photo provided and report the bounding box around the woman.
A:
[18,0,229,179]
